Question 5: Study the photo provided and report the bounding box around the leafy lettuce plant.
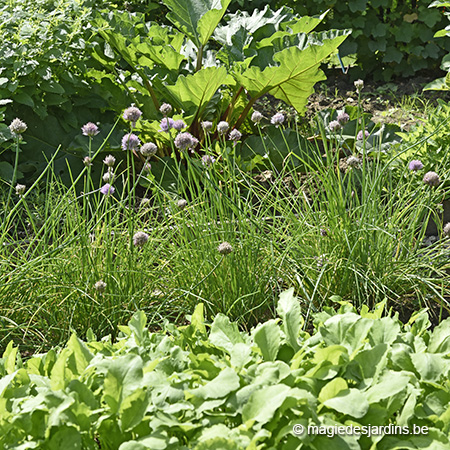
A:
[2,291,450,449]
[91,1,350,153]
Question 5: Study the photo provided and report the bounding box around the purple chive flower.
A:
[133,231,149,247]
[9,118,27,136]
[123,105,142,125]
[100,183,115,196]
[121,133,141,151]
[329,120,341,132]
[173,120,186,131]
[202,154,216,167]
[103,155,116,167]
[423,171,440,187]
[251,111,263,124]
[271,112,285,127]
[229,129,242,143]
[357,129,369,140]
[142,162,152,172]
[160,103,172,115]
[81,122,99,137]
[159,118,175,132]
[174,132,195,150]
[217,121,229,135]
[140,142,157,157]
[337,111,350,125]
[202,121,213,132]
[408,160,423,171]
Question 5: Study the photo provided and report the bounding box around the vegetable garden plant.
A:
[2,291,450,449]
[2,0,450,448]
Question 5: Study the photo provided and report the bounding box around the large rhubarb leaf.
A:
[234,29,350,114]
[163,0,232,48]
[165,66,231,119]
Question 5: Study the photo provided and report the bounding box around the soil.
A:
[256,68,450,131]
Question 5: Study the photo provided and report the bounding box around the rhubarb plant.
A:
[91,1,350,151]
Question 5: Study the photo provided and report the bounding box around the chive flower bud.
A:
[15,184,26,196]
[103,155,116,167]
[423,171,440,187]
[229,129,242,143]
[177,198,188,209]
[217,121,229,135]
[94,280,107,292]
[160,103,172,115]
[81,122,99,137]
[218,242,233,255]
[133,231,149,247]
[202,121,213,132]
[271,112,285,127]
[9,118,27,136]
[140,142,157,157]
[83,156,93,167]
[251,111,263,124]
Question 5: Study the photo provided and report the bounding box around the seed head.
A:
[357,129,369,140]
[218,241,233,255]
[337,111,350,125]
[94,280,107,292]
[123,105,142,124]
[408,160,423,171]
[271,112,285,127]
[229,129,242,142]
[354,79,364,92]
[177,198,188,209]
[100,183,115,196]
[103,155,116,167]
[140,142,157,157]
[217,121,229,135]
[423,171,440,187]
[81,122,99,137]
[173,119,186,131]
[9,118,27,136]
[133,231,149,247]
[174,132,195,150]
[159,117,174,132]
[160,103,172,115]
[121,133,141,151]
[329,120,341,132]
[15,184,26,196]
[83,156,93,167]
[202,121,213,132]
